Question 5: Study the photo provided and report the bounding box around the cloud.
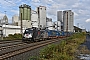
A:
[0,0,15,7]
[32,0,40,3]
[49,0,53,2]
[0,13,5,19]
[40,0,54,4]
[72,3,82,8]
[86,19,90,23]
[78,10,85,14]
[47,9,56,16]
[11,10,19,15]
[0,0,22,8]
[51,4,66,9]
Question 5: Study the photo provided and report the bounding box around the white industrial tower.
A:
[12,15,19,26]
[37,6,46,29]
[63,10,74,32]
[31,10,38,28]
[57,11,62,22]
[57,11,63,31]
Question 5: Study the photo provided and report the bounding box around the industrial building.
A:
[19,4,47,29]
[54,21,61,31]
[46,17,55,30]
[2,25,25,37]
[19,4,31,20]
[82,29,86,32]
[19,4,32,28]
[0,4,75,38]
[18,4,47,29]
[63,10,74,32]
[13,4,46,29]
[0,25,3,39]
[31,10,38,28]
[12,15,19,26]
[18,20,31,28]
[74,26,86,33]
[37,6,46,29]
[57,11,63,31]
[0,15,8,25]
[57,11,63,22]
[0,3,76,39]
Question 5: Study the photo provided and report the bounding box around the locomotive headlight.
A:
[24,34,32,38]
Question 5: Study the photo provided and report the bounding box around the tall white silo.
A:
[57,11,62,22]
[37,6,46,29]
[63,10,74,32]
[31,10,38,28]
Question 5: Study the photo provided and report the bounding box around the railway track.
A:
[0,40,21,44]
[0,42,27,54]
[0,38,63,60]
[0,40,23,52]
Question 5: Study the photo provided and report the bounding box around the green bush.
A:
[40,44,57,59]
[39,33,86,60]
[3,33,22,40]
[28,56,39,60]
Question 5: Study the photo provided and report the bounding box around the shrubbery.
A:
[3,33,22,40]
[28,56,39,60]
[38,33,86,60]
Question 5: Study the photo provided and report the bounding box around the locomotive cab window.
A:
[24,29,33,34]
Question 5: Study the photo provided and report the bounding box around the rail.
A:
[0,38,62,60]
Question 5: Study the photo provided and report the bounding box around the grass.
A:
[3,33,22,40]
[38,33,86,60]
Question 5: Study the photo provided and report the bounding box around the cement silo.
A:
[57,11,62,22]
[19,4,32,28]
[31,10,38,28]
[23,4,28,20]
[19,5,24,20]
[27,6,31,20]
[19,4,31,20]
[63,10,74,32]
[37,6,46,29]
[57,11,63,31]
[12,15,19,26]
[69,12,74,32]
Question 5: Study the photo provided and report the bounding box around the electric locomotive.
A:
[22,27,48,42]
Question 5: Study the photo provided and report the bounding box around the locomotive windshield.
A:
[24,29,33,34]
